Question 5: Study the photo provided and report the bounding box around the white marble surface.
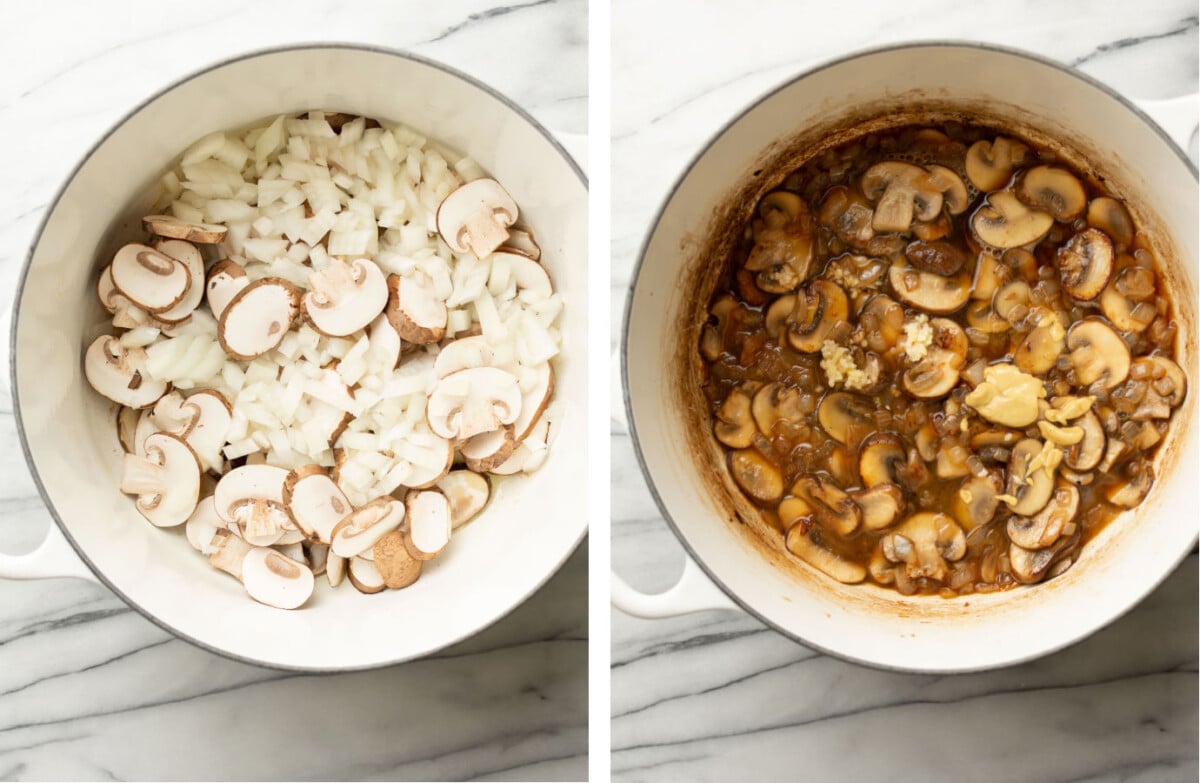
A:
[611,2,1198,781]
[0,1,586,781]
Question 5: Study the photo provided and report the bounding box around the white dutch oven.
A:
[616,43,1198,672]
[2,45,588,671]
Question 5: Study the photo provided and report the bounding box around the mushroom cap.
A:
[302,258,389,337]
[926,165,970,215]
[1087,197,1135,248]
[386,274,447,345]
[151,240,206,323]
[856,294,905,352]
[1100,268,1158,333]
[750,382,804,440]
[461,425,517,473]
[502,227,541,261]
[143,213,228,244]
[84,335,169,409]
[1008,541,1063,584]
[1056,228,1114,301]
[790,474,861,536]
[119,432,202,528]
[241,547,315,609]
[110,243,192,313]
[435,178,519,258]
[214,464,290,525]
[887,262,971,314]
[426,366,523,441]
[501,251,554,301]
[952,473,1003,531]
[153,389,232,473]
[1013,312,1067,376]
[330,497,405,559]
[817,391,874,446]
[116,406,141,454]
[326,552,348,587]
[1067,318,1130,389]
[1105,462,1154,507]
[785,524,866,584]
[1016,166,1087,221]
[437,470,492,529]
[1065,409,1106,471]
[206,259,249,321]
[964,137,1031,192]
[851,483,905,531]
[971,191,1054,250]
[348,555,387,594]
[405,435,456,488]
[403,489,452,560]
[859,432,906,487]
[905,240,968,276]
[433,335,495,379]
[786,279,850,353]
[368,312,403,370]
[217,278,301,360]
[284,465,353,543]
[1008,484,1079,549]
[882,512,967,581]
[728,448,783,504]
[373,530,422,588]
[1005,439,1057,516]
[902,318,967,399]
[208,529,253,579]
[861,161,944,232]
[185,495,225,554]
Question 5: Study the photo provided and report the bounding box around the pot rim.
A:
[620,39,1198,674]
[11,41,588,673]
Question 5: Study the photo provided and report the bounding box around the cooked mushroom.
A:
[905,240,967,276]
[971,253,1009,302]
[330,497,405,558]
[461,425,517,473]
[903,318,967,398]
[887,262,971,314]
[1105,462,1154,507]
[860,161,943,233]
[1065,409,1106,471]
[1009,541,1067,584]
[109,243,192,313]
[214,465,294,547]
[925,165,969,215]
[936,441,971,479]
[1086,197,1135,248]
[700,295,738,361]
[764,294,795,340]
[992,279,1031,324]
[1015,166,1087,221]
[715,387,756,447]
[790,474,861,536]
[426,366,522,441]
[858,432,906,487]
[205,259,249,321]
[436,470,491,529]
[436,178,519,259]
[1013,311,1066,376]
[1004,439,1057,516]
[1132,355,1187,408]
[817,391,873,445]
[881,512,967,582]
[1067,318,1130,389]
[84,336,169,409]
[302,258,389,336]
[373,530,422,589]
[119,432,202,527]
[785,279,849,353]
[964,136,1031,192]
[1056,228,1113,301]
[1008,484,1079,549]
[217,278,301,360]
[241,547,315,609]
[284,465,352,543]
[850,483,904,531]
[818,185,876,247]
[952,472,1003,531]
[745,191,815,291]
[386,274,447,345]
[750,382,806,437]
[784,524,866,584]
[403,489,452,560]
[971,192,1053,249]
[151,240,206,323]
[143,213,228,244]
[965,300,1010,333]
[348,555,387,594]
[729,448,783,504]
[1100,267,1158,332]
[857,294,906,352]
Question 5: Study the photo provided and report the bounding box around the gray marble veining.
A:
[0,1,587,781]
[611,1,1198,781]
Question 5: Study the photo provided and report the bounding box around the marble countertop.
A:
[0,1,586,781]
[611,2,1198,781]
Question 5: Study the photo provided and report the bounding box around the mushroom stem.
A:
[462,211,510,258]
[120,453,167,496]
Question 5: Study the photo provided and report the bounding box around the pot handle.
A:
[0,513,97,582]
[1133,93,1199,154]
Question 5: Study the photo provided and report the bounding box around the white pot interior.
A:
[14,46,588,670]
[626,44,1198,671]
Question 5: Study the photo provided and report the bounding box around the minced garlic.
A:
[963,362,1046,427]
[900,314,934,362]
[820,340,878,391]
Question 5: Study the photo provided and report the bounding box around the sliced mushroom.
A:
[498,251,554,301]
[763,295,796,340]
[461,425,517,473]
[1105,462,1154,507]
[241,548,315,609]
[109,243,192,313]
[209,529,253,579]
[817,391,873,445]
[426,366,522,441]
[386,274,447,345]
[206,259,249,321]
[373,530,422,589]
[715,387,756,447]
[1056,228,1113,301]
[971,252,1009,302]
[1004,439,1057,516]
[1067,319,1130,389]
[965,137,1031,192]
[952,472,1003,531]
[326,552,347,587]
[857,294,905,352]
[700,295,738,361]
[860,161,943,233]
[153,389,231,473]
[1016,166,1087,221]
[859,432,906,487]
[116,406,140,454]
[992,279,1031,324]
[729,448,783,504]
[965,300,1010,333]
[330,497,405,558]
[403,489,452,560]
[851,483,904,531]
[185,495,226,555]
[1013,311,1066,376]
[151,240,206,323]
[217,278,301,360]
[905,240,967,276]
[436,470,491,529]
[1009,541,1067,584]
[784,524,866,584]
[1087,197,1135,248]
[502,227,541,261]
[348,556,387,594]
[745,191,815,290]
[887,262,971,314]
[750,382,806,437]
[284,465,352,543]
[1065,410,1106,471]
[818,185,877,248]
[214,465,293,547]
[436,178,519,259]
[84,336,169,409]
[785,279,849,353]
[119,432,201,527]
[1100,268,1158,333]
[902,318,967,398]
[302,258,389,337]
[790,474,861,536]
[143,213,228,243]
[881,512,966,582]
[1008,484,1079,549]
[925,165,969,215]
[1134,355,1187,407]
[971,191,1053,249]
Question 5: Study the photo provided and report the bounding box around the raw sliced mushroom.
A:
[151,240,206,323]
[185,496,225,554]
[881,512,966,582]
[859,432,906,487]
[887,262,971,314]
[850,483,904,531]
[817,391,873,445]
[326,552,347,587]
[241,547,315,609]
[1015,166,1087,221]
[404,489,452,560]
[714,386,756,448]
[306,542,329,576]
[373,530,422,589]
[84,336,169,409]
[348,555,386,594]
[214,464,293,547]
[330,497,405,558]
[437,470,491,529]
[1008,484,1079,549]
[143,213,228,243]
[1056,228,1113,301]
[502,227,541,261]
[1067,319,1130,389]
[1087,197,1134,248]
[750,383,805,438]
[436,178,519,258]
[785,279,849,353]
[152,389,232,473]
[116,406,140,453]
[368,313,403,370]
[964,137,1031,191]
[386,274,447,345]
[1065,410,1105,471]
[209,529,253,579]
[860,161,944,233]
[1013,311,1066,376]
[119,432,202,527]
[971,191,1053,249]
[217,278,301,360]
[496,251,553,300]
[1004,439,1057,516]
[785,524,866,584]
[302,258,389,337]
[461,425,517,473]
[790,474,861,536]
[426,367,522,441]
[284,465,352,543]
[205,259,248,321]
[902,318,967,398]
[729,448,783,504]
[434,335,494,379]
[110,243,192,313]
